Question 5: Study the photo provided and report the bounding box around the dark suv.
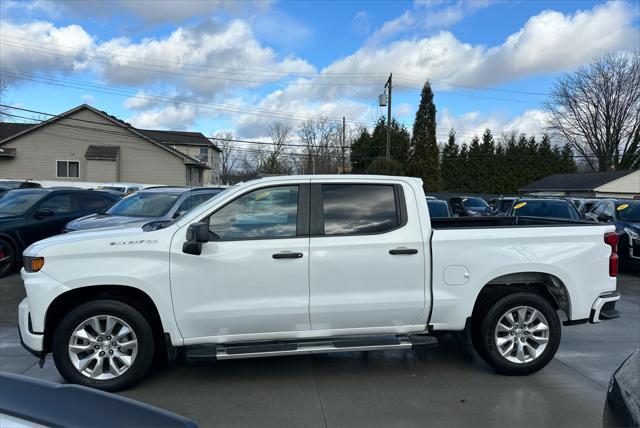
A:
[587,199,640,271]
[0,189,120,277]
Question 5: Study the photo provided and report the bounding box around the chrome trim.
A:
[216,338,413,360]
[590,292,620,323]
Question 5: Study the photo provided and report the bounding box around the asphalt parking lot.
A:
[1,272,639,428]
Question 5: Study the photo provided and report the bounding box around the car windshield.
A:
[427,201,449,218]
[0,181,25,190]
[462,197,489,209]
[0,190,46,215]
[615,202,640,222]
[513,200,581,219]
[105,192,180,217]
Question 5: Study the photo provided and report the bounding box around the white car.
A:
[96,182,143,195]
[18,175,620,391]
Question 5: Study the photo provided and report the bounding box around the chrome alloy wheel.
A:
[68,315,138,380]
[494,306,549,364]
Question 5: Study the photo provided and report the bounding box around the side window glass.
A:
[208,186,298,240]
[603,203,614,218]
[176,195,195,217]
[76,194,112,212]
[39,194,73,213]
[322,184,398,235]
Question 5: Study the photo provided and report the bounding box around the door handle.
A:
[389,248,418,255]
[272,252,304,259]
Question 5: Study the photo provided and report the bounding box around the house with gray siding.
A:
[0,104,220,187]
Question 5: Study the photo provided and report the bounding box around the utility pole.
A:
[385,73,392,160]
[341,116,346,173]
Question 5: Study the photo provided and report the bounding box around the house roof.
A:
[85,145,120,160]
[0,123,34,141]
[137,129,220,151]
[0,105,210,169]
[521,170,639,191]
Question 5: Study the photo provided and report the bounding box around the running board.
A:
[217,336,413,360]
[185,335,437,361]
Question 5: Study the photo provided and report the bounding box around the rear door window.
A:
[321,184,399,235]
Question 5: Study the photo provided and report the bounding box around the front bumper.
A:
[18,298,44,357]
[589,291,621,323]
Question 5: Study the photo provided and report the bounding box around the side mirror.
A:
[182,222,209,255]
[173,210,187,219]
[34,208,54,219]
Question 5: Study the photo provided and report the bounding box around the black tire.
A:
[52,299,155,391]
[472,292,561,375]
[0,239,16,278]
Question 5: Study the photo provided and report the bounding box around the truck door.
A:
[170,183,311,340]
[308,181,428,331]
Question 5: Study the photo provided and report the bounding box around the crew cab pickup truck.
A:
[18,175,621,391]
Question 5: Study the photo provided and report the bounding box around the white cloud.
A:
[81,94,97,104]
[437,108,547,144]
[352,11,372,35]
[126,103,202,130]
[317,1,638,97]
[0,21,94,82]
[369,0,492,43]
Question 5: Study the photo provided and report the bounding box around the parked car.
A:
[19,175,619,391]
[0,372,197,427]
[0,188,120,277]
[427,198,451,218]
[570,198,599,215]
[449,196,491,216]
[508,198,583,220]
[64,187,225,232]
[0,180,42,195]
[603,349,639,427]
[489,197,516,216]
[586,199,640,270]
[96,182,144,196]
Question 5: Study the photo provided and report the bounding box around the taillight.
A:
[604,232,618,277]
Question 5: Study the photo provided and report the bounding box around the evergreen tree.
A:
[350,127,372,173]
[441,129,459,191]
[407,81,440,191]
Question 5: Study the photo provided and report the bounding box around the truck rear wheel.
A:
[472,292,560,375]
[52,299,155,391]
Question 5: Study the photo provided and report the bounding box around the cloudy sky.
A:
[1,0,638,144]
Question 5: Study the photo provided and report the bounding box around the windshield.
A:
[512,200,581,219]
[615,202,640,222]
[0,190,46,215]
[0,181,24,190]
[106,192,180,217]
[462,197,489,209]
[427,201,450,218]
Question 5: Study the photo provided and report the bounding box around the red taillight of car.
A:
[604,232,618,277]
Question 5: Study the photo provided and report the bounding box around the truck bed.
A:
[431,216,597,229]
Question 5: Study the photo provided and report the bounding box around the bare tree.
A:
[259,122,293,174]
[213,131,239,184]
[545,51,640,171]
[297,118,341,174]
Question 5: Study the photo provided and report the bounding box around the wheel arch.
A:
[472,271,571,323]
[43,285,166,354]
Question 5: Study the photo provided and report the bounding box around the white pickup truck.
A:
[18,175,621,391]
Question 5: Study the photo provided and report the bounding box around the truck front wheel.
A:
[52,299,155,391]
[473,292,561,375]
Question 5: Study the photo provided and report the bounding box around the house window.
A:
[56,160,80,178]
[198,147,209,163]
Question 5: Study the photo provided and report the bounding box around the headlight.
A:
[23,256,44,273]
[624,227,639,241]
